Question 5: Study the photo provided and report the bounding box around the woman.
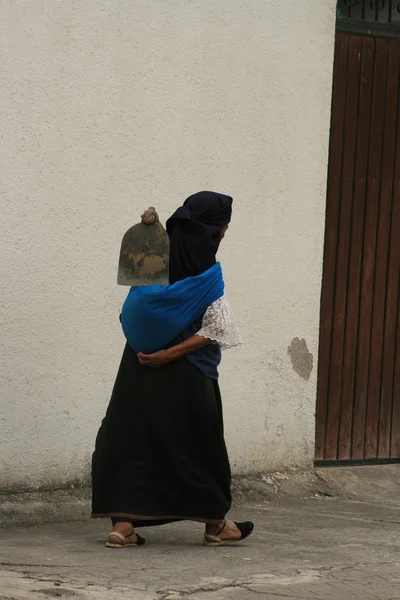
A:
[92,191,254,547]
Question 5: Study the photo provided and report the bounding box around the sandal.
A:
[204,520,254,547]
[105,529,146,548]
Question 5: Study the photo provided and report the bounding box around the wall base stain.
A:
[288,338,313,381]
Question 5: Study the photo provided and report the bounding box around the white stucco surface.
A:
[0,0,336,492]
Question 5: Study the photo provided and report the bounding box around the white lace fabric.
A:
[197,296,242,350]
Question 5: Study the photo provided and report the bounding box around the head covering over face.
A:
[166,191,233,284]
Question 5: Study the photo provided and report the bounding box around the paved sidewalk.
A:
[1,497,400,599]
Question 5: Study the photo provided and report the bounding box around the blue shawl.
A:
[120,263,224,354]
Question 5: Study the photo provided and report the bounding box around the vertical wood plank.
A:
[389,43,400,459]
[364,38,391,459]
[325,36,361,460]
[351,38,387,460]
[315,34,349,461]
[339,36,374,460]
[391,276,400,457]
[378,40,400,458]
[324,35,361,461]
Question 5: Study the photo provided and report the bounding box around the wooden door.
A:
[315,33,400,465]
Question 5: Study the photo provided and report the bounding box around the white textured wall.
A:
[0,0,336,491]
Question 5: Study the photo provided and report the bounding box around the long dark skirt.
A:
[91,343,232,527]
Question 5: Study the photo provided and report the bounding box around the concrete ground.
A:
[1,494,400,600]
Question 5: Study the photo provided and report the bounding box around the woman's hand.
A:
[137,350,170,369]
[138,335,212,369]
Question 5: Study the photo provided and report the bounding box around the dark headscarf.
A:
[166,191,233,284]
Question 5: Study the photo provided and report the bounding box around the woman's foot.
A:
[205,520,241,540]
[204,519,254,546]
[105,523,146,548]
[113,522,135,537]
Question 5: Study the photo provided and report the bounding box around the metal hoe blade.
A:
[117,207,169,286]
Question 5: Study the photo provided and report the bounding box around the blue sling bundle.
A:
[120,262,224,354]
